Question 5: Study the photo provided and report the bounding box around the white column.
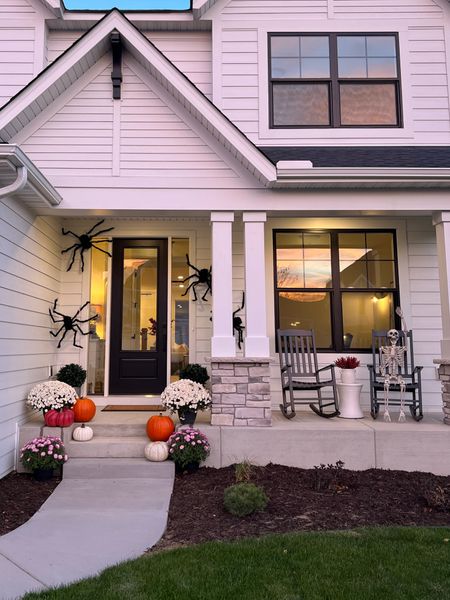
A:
[243,212,270,358]
[433,211,450,358]
[211,212,235,357]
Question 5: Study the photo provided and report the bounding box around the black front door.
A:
[109,239,168,395]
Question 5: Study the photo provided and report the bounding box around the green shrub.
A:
[56,363,86,388]
[179,363,209,386]
[223,483,268,517]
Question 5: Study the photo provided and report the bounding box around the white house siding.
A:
[214,0,450,146]
[266,216,443,413]
[0,21,36,107]
[0,195,62,477]
[20,62,114,178]
[46,30,213,98]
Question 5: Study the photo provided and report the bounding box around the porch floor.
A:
[19,408,450,476]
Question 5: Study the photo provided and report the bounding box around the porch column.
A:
[210,211,235,357]
[243,212,270,358]
[432,211,450,424]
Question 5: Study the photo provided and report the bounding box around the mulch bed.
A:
[153,464,450,551]
[0,472,61,536]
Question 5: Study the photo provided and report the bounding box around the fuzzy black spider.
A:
[233,292,245,349]
[49,299,98,349]
[181,254,212,301]
[61,219,114,272]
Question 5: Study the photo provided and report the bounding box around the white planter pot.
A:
[337,383,364,419]
[340,369,357,384]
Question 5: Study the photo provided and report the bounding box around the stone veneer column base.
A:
[433,358,450,425]
[210,357,271,427]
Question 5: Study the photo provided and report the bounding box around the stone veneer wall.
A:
[434,359,450,425]
[210,358,271,427]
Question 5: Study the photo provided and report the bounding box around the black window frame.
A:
[268,32,403,129]
[273,229,401,353]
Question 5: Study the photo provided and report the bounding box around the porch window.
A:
[269,33,401,128]
[274,230,399,351]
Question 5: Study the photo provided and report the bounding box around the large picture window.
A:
[274,230,399,351]
[269,33,401,128]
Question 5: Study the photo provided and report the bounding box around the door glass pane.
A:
[366,233,394,260]
[368,261,396,288]
[340,83,398,125]
[276,233,304,288]
[273,83,330,126]
[279,292,332,348]
[342,292,394,349]
[87,241,109,395]
[122,247,158,351]
[171,239,190,381]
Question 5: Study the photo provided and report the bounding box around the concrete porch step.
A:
[66,436,149,458]
[81,423,148,438]
[63,457,175,479]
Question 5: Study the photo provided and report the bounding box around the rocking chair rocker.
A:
[277,329,339,419]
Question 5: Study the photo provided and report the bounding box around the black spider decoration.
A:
[61,219,114,272]
[181,254,212,301]
[233,292,245,349]
[49,299,98,349]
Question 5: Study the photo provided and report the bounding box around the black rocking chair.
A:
[367,329,423,421]
[277,329,339,419]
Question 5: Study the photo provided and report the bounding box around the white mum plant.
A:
[27,381,77,412]
[161,379,211,413]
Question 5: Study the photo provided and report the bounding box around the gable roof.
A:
[0,9,276,185]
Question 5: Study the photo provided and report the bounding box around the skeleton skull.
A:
[387,329,399,345]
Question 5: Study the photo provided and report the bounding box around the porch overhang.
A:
[275,161,450,189]
[0,144,62,208]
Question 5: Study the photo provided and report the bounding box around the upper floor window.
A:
[269,33,401,128]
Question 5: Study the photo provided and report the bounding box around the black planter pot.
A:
[33,468,54,481]
[175,461,200,475]
[177,408,197,426]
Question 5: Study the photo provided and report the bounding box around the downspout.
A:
[0,165,27,198]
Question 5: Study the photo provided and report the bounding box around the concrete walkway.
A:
[0,459,175,600]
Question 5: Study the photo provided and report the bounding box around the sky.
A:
[64,0,190,9]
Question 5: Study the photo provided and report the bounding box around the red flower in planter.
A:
[334,356,360,369]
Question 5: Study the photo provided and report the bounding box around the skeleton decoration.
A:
[61,220,114,272]
[181,254,212,301]
[379,329,407,422]
[49,299,98,349]
[233,292,245,350]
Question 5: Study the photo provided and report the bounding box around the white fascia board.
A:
[0,144,62,205]
[0,9,275,185]
[275,165,450,188]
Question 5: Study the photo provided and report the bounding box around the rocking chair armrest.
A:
[413,366,423,373]
[367,364,375,372]
[281,364,291,373]
[316,364,334,373]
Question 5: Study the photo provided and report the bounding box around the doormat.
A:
[102,405,165,412]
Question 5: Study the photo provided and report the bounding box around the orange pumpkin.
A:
[146,414,175,442]
[73,397,96,423]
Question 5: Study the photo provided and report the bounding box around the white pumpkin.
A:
[144,441,168,462]
[72,423,94,442]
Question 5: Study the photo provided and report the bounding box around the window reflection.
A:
[171,239,190,381]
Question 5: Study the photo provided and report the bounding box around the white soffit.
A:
[0,145,62,207]
[0,9,276,186]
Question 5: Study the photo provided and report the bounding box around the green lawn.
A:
[24,527,450,600]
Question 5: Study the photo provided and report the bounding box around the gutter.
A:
[0,144,62,206]
[276,160,450,188]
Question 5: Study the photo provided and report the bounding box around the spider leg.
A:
[191,281,199,302]
[201,283,211,301]
[182,274,197,284]
[49,300,65,321]
[50,324,65,338]
[185,254,200,275]
[74,314,98,324]
[61,228,78,238]
[75,323,90,336]
[90,244,112,257]
[80,248,86,272]
[56,328,69,349]
[66,248,79,272]
[61,243,79,254]
[85,219,105,235]
[181,280,196,298]
[72,329,83,349]
[73,300,90,320]
[91,227,115,237]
